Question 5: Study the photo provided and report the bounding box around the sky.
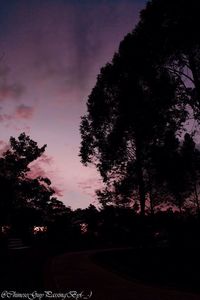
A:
[0,0,146,209]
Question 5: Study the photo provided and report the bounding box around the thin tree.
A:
[181,133,200,215]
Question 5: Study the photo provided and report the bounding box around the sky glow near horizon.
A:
[0,0,146,209]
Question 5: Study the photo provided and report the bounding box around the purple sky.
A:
[0,0,146,209]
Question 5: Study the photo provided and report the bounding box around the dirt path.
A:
[44,249,200,300]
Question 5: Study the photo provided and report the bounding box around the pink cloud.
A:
[27,154,54,179]
[37,154,54,165]
[27,154,64,198]
[27,163,47,179]
[0,113,13,122]
[0,105,34,124]
[0,84,24,102]
[15,104,34,119]
[0,140,9,155]
[78,177,102,197]
[51,185,64,197]
[0,64,25,102]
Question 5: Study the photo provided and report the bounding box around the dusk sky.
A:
[0,0,146,209]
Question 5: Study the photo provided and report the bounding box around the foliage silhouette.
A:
[80,33,187,215]
[80,0,200,217]
[0,133,67,236]
[137,0,200,118]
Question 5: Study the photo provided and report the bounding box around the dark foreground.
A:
[93,247,200,294]
[0,246,49,291]
[45,248,200,300]
[1,245,200,300]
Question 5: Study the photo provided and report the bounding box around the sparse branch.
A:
[166,66,195,85]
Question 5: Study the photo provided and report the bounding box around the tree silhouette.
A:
[0,133,65,234]
[152,131,191,212]
[137,0,200,118]
[181,133,200,214]
[80,31,187,216]
[0,133,45,225]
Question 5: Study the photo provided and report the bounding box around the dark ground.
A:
[93,247,200,294]
[1,244,200,300]
[0,247,49,291]
[44,248,200,300]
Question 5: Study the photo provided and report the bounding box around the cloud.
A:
[51,185,64,197]
[0,104,34,123]
[27,154,64,197]
[78,177,102,196]
[37,154,54,165]
[0,140,9,155]
[27,154,54,178]
[0,113,13,122]
[27,163,47,179]
[0,0,142,102]
[15,104,34,119]
[0,83,24,102]
[0,64,25,102]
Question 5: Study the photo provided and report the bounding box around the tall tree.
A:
[80,32,187,216]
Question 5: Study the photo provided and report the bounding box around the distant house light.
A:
[1,225,11,234]
[80,223,88,234]
[33,226,47,234]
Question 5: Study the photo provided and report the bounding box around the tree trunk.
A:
[149,188,154,216]
[176,194,182,214]
[139,178,146,216]
[194,182,200,216]
[135,142,146,216]
[188,53,200,108]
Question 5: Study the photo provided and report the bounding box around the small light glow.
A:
[1,225,11,234]
[80,223,88,234]
[33,226,48,234]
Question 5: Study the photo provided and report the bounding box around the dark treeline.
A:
[1,133,198,254]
